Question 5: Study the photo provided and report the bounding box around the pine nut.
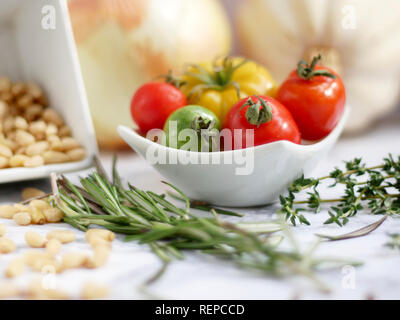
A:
[3,116,14,131]
[46,230,75,244]
[86,246,110,268]
[0,237,16,253]
[86,229,115,242]
[61,137,80,151]
[29,199,50,211]
[43,109,63,126]
[28,120,46,136]
[46,238,62,256]
[9,154,29,167]
[67,148,86,161]
[27,280,68,300]
[17,94,33,108]
[30,258,62,274]
[22,187,46,201]
[14,116,28,130]
[58,125,71,137]
[0,101,8,118]
[25,231,47,248]
[24,155,44,168]
[29,206,46,225]
[0,224,6,236]
[0,156,8,168]
[45,123,58,136]
[88,236,112,249]
[47,135,63,151]
[0,144,12,157]
[43,207,64,223]
[14,203,29,212]
[15,129,35,146]
[24,250,52,266]
[0,282,19,299]
[5,257,25,278]
[25,104,43,122]
[25,141,49,156]
[13,212,32,225]
[0,205,18,219]
[42,151,69,164]
[61,252,87,269]
[81,282,110,300]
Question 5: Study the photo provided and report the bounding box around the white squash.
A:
[68,0,231,149]
[236,0,400,133]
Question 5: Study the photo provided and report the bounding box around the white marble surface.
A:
[0,113,399,300]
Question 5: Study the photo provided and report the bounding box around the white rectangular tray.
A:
[0,0,97,184]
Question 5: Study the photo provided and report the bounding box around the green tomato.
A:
[163,105,221,151]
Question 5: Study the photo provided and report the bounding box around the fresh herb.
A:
[279,154,400,226]
[384,233,400,250]
[50,157,354,284]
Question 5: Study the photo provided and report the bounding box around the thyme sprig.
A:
[50,158,352,282]
[279,154,400,226]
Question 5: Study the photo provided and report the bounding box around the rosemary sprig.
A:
[51,159,353,282]
[279,154,400,226]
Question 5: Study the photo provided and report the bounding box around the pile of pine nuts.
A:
[0,188,111,299]
[0,226,112,299]
[0,76,86,169]
[0,188,63,226]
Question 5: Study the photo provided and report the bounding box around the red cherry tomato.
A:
[276,55,346,140]
[130,82,187,134]
[223,95,301,150]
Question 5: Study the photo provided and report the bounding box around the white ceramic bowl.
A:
[118,107,349,207]
[0,0,97,184]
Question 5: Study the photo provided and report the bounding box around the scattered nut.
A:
[0,223,6,236]
[43,207,63,223]
[0,205,18,219]
[61,252,87,270]
[0,237,16,253]
[46,238,62,256]
[13,212,32,226]
[5,257,25,278]
[29,199,50,211]
[13,211,31,226]
[0,282,19,299]
[85,246,110,268]
[25,231,47,248]
[86,229,115,243]
[27,279,68,300]
[29,206,46,224]
[81,282,110,300]
[46,230,75,244]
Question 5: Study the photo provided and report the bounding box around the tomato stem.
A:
[296,54,337,80]
[185,57,247,100]
[241,95,273,128]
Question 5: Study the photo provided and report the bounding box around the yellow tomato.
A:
[180,57,277,121]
